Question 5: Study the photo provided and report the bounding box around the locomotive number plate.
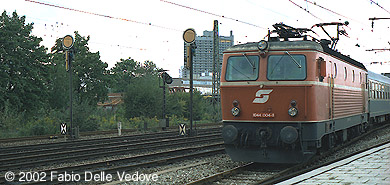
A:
[252,113,275,118]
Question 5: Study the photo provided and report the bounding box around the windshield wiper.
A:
[284,51,302,68]
[243,53,256,72]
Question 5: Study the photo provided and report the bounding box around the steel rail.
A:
[0,129,221,159]
[0,127,221,153]
[0,122,221,143]
[0,143,225,184]
[0,134,222,171]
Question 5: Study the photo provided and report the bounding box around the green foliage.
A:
[72,100,99,132]
[50,31,110,106]
[0,11,218,138]
[166,91,209,120]
[0,11,49,114]
[123,75,162,119]
[20,116,59,136]
[110,58,161,93]
[0,102,24,137]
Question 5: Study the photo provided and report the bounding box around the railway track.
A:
[0,128,222,171]
[0,126,224,184]
[187,122,390,185]
[1,142,225,184]
[0,133,222,171]
[0,122,221,144]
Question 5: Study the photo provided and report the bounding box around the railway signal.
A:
[183,28,196,136]
[62,35,75,139]
[159,70,173,129]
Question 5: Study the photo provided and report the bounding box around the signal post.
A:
[63,35,74,139]
[183,28,196,136]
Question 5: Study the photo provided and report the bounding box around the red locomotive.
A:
[221,23,390,163]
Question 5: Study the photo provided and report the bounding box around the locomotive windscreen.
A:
[225,55,259,81]
[267,54,307,80]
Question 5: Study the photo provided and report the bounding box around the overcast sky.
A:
[2,0,390,77]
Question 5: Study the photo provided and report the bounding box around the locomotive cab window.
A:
[225,55,259,81]
[267,54,306,80]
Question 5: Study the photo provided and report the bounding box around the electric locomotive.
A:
[221,23,390,163]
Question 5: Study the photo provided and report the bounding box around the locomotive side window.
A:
[344,67,347,80]
[225,55,259,81]
[267,54,306,80]
[333,63,337,78]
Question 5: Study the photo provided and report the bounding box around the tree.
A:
[0,11,49,113]
[110,58,160,92]
[166,91,206,120]
[123,75,162,119]
[110,57,139,93]
[112,59,163,119]
[50,31,110,106]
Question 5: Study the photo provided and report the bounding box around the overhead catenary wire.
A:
[303,0,366,25]
[160,0,267,30]
[21,16,150,52]
[290,0,387,53]
[24,0,181,32]
[369,0,390,14]
[288,0,324,21]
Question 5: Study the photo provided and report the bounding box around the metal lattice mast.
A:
[212,20,220,101]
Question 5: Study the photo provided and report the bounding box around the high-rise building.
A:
[181,30,234,79]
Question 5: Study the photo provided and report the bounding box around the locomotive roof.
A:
[225,40,323,52]
[225,40,367,70]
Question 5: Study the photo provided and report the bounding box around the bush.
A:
[124,76,162,119]
[72,100,99,132]
[0,102,23,130]
[20,116,59,136]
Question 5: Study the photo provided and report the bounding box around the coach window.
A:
[387,86,389,99]
[375,83,377,99]
[267,54,306,80]
[382,85,385,99]
[225,55,259,81]
[371,82,373,99]
[387,86,390,99]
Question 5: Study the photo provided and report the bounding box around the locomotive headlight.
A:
[258,40,268,51]
[231,107,240,117]
[288,107,298,117]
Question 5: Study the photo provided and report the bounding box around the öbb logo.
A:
[252,89,273,104]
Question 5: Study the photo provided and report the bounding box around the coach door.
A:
[362,73,367,113]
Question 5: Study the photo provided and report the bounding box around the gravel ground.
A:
[109,154,246,185]
[117,124,390,185]
[2,124,388,185]
[321,123,390,164]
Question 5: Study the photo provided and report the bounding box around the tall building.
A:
[181,30,234,79]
